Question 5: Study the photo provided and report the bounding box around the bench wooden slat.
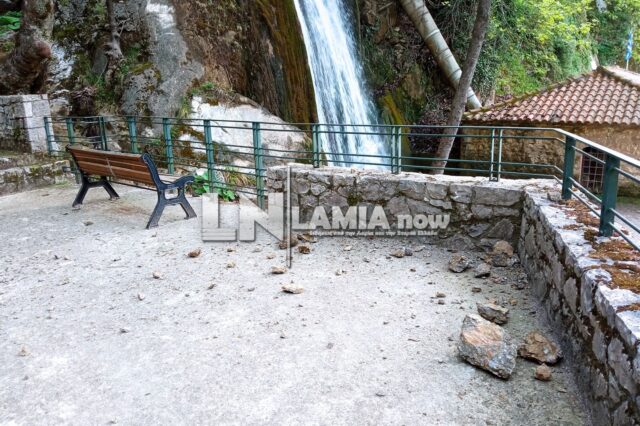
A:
[74,160,156,185]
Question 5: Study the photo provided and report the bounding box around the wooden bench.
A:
[67,146,197,229]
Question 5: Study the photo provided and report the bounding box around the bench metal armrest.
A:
[163,175,195,191]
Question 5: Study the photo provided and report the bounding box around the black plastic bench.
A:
[67,146,197,229]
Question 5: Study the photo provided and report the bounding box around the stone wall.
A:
[520,189,640,424]
[266,164,640,424]
[266,164,534,246]
[0,95,52,153]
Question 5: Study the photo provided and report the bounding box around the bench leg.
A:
[72,176,120,208]
[147,192,167,229]
[177,188,197,220]
[101,178,120,200]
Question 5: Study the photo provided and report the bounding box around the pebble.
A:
[535,364,552,381]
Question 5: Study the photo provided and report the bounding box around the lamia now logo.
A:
[201,193,450,242]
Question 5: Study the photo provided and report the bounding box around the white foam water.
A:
[293,0,389,167]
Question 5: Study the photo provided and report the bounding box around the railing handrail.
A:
[43,115,640,252]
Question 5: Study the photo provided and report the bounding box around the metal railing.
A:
[43,115,640,251]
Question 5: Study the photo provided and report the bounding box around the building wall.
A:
[460,123,640,196]
[0,95,51,153]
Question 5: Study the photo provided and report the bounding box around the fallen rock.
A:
[477,302,509,325]
[271,266,287,275]
[474,263,491,278]
[137,292,145,301]
[278,236,299,249]
[518,331,563,364]
[17,346,29,357]
[436,292,446,298]
[458,314,517,379]
[391,247,413,258]
[298,245,311,254]
[490,240,514,267]
[282,284,304,294]
[187,248,202,258]
[226,261,236,269]
[448,255,471,273]
[535,364,552,381]
[152,271,163,279]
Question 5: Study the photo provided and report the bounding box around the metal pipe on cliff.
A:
[399,0,483,110]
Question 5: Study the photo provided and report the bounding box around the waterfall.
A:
[293,0,389,167]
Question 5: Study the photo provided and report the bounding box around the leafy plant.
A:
[191,170,237,201]
[0,11,21,35]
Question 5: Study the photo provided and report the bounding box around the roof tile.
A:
[465,66,640,127]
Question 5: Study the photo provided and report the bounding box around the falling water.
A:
[293,0,388,167]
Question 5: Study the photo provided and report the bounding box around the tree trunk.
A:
[399,0,482,110]
[103,0,123,84]
[431,0,492,174]
[0,0,54,95]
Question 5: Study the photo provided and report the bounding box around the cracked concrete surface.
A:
[0,185,589,425]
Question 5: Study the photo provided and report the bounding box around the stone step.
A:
[0,159,73,196]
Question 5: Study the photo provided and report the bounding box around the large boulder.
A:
[458,314,517,379]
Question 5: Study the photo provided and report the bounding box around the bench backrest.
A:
[67,146,157,187]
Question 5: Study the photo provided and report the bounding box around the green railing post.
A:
[599,154,620,237]
[98,116,108,150]
[562,135,576,200]
[162,118,174,174]
[43,117,53,154]
[203,119,216,191]
[497,129,504,182]
[65,118,75,145]
[127,116,138,153]
[311,124,320,168]
[252,122,265,209]
[489,128,496,181]
[389,127,396,173]
[393,126,401,174]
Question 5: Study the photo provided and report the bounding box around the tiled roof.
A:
[464,66,640,127]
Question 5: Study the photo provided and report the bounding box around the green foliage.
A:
[434,0,594,97]
[192,170,237,202]
[0,11,20,35]
[590,0,640,66]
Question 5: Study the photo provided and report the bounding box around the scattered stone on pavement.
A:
[490,240,515,267]
[152,271,163,279]
[226,261,236,269]
[448,254,471,273]
[298,245,311,254]
[271,266,287,275]
[282,284,304,294]
[535,364,553,381]
[458,314,517,379]
[278,236,299,249]
[477,302,510,325]
[187,248,202,258]
[17,347,29,357]
[474,262,492,278]
[518,331,563,364]
[390,247,413,258]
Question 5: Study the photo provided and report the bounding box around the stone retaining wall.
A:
[0,160,71,196]
[0,95,51,153]
[520,188,640,424]
[266,164,640,424]
[266,165,529,246]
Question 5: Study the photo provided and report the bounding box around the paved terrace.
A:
[0,184,589,424]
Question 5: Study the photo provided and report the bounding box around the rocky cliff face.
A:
[49,0,316,125]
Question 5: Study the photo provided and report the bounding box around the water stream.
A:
[293,0,389,167]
